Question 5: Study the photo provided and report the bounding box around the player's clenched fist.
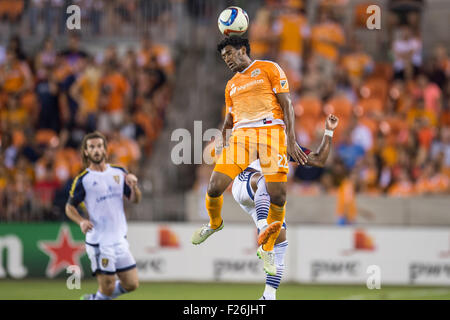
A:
[326,114,339,130]
[80,219,93,234]
[125,173,138,188]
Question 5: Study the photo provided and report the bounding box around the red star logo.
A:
[38,225,86,278]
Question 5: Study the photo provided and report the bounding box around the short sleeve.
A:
[124,182,132,199]
[68,175,86,207]
[265,62,289,94]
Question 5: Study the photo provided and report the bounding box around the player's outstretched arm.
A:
[276,92,308,165]
[126,173,142,204]
[65,203,93,234]
[306,114,339,167]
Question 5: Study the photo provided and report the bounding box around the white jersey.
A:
[247,159,262,171]
[68,164,132,246]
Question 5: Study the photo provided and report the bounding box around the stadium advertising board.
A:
[126,223,272,282]
[0,223,90,278]
[294,226,450,285]
[1,223,449,285]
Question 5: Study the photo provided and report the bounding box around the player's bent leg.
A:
[206,171,233,229]
[253,175,282,246]
[263,181,287,251]
[265,181,287,208]
[207,171,234,198]
[253,174,270,230]
[116,267,139,297]
[261,237,288,300]
[192,171,234,245]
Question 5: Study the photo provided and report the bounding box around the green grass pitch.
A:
[0,280,449,300]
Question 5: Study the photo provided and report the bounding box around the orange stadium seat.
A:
[320,95,350,144]
[356,97,384,117]
[294,95,322,118]
[294,95,323,141]
[360,77,389,102]
[372,62,393,80]
[35,129,58,146]
[324,94,353,120]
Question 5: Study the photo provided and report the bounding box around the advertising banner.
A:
[126,223,275,282]
[294,226,450,285]
[1,223,449,285]
[0,223,90,278]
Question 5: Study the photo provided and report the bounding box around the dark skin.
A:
[248,114,339,244]
[209,45,308,212]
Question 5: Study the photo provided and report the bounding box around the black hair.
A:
[217,36,251,57]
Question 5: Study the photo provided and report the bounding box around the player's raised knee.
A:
[207,180,224,198]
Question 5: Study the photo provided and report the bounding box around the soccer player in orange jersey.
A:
[191,36,309,275]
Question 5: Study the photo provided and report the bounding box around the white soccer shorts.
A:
[231,170,286,232]
[85,239,136,276]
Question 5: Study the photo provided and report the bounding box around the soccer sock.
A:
[264,240,288,300]
[254,176,270,230]
[263,203,285,251]
[110,280,128,299]
[94,290,112,300]
[205,194,223,229]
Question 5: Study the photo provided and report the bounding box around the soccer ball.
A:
[218,6,249,36]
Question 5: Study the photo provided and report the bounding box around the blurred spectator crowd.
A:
[0,0,179,37]
[247,0,450,198]
[1,0,449,222]
[0,31,173,221]
[195,0,450,204]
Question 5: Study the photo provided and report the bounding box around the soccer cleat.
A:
[257,221,282,246]
[191,221,224,245]
[80,294,93,300]
[257,245,277,276]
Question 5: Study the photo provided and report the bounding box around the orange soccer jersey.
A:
[215,60,290,183]
[225,60,289,129]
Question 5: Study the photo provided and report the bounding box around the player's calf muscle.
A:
[266,183,286,206]
[122,280,139,292]
[99,276,115,296]
[271,194,286,207]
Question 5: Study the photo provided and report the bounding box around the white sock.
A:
[254,176,269,231]
[110,280,128,299]
[262,284,277,300]
[263,240,288,300]
[94,290,112,300]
